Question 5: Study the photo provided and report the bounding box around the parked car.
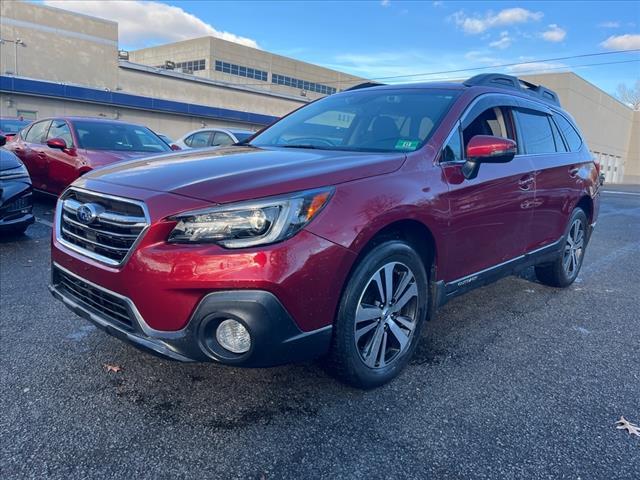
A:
[5,117,172,195]
[0,117,32,141]
[175,127,254,149]
[0,135,34,235]
[49,74,600,388]
[155,132,181,151]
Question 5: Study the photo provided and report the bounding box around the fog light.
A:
[215,319,251,354]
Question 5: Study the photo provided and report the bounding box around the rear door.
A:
[440,95,536,282]
[212,131,234,147]
[514,101,587,251]
[44,119,79,193]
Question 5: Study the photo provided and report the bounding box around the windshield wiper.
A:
[279,144,329,150]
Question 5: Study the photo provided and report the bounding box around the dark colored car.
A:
[0,117,32,141]
[0,135,34,235]
[49,74,600,388]
[6,117,172,196]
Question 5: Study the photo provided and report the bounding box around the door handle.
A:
[518,175,535,191]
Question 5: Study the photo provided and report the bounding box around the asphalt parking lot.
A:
[1,187,639,479]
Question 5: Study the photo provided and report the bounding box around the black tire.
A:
[1,223,29,236]
[535,208,588,288]
[325,240,429,389]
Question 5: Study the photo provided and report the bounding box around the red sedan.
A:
[6,117,172,195]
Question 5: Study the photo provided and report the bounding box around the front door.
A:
[44,119,79,194]
[439,102,535,283]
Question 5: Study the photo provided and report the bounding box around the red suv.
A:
[49,74,600,388]
[6,117,171,195]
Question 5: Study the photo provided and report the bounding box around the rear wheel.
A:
[325,241,428,389]
[535,208,588,287]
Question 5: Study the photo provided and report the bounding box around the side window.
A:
[553,114,582,152]
[516,109,556,155]
[24,120,51,144]
[462,107,514,149]
[440,127,463,163]
[188,131,212,148]
[213,132,234,146]
[548,116,567,152]
[47,120,74,147]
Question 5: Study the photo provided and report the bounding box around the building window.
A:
[271,73,336,95]
[155,59,206,72]
[214,60,268,81]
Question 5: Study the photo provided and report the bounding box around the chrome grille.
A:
[53,266,134,329]
[57,189,149,266]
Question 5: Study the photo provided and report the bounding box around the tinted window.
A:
[24,120,51,144]
[516,109,556,154]
[441,128,463,162]
[213,132,233,146]
[0,119,30,133]
[251,89,460,153]
[553,114,582,151]
[549,117,567,152]
[47,120,74,147]
[187,131,212,148]
[74,121,170,153]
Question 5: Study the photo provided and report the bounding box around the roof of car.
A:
[36,116,149,127]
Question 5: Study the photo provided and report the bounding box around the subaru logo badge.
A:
[76,203,102,225]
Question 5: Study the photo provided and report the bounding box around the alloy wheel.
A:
[354,262,419,369]
[563,218,585,277]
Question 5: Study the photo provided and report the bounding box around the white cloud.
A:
[452,8,543,34]
[507,61,567,74]
[599,21,620,28]
[381,0,390,6]
[432,1,444,6]
[541,24,567,42]
[489,31,512,49]
[600,34,640,50]
[42,0,259,49]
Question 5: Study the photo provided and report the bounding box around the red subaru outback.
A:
[50,74,600,388]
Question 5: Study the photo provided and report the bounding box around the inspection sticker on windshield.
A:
[394,139,420,151]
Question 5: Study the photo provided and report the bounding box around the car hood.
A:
[82,146,406,204]
[0,148,24,171]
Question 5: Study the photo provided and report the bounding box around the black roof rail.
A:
[344,82,385,91]
[463,73,560,106]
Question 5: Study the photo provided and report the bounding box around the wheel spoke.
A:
[356,305,381,324]
[393,270,414,303]
[377,331,388,368]
[364,324,385,367]
[563,252,572,272]
[394,314,415,331]
[355,320,378,341]
[384,263,395,305]
[392,282,418,313]
[387,318,410,351]
[372,271,386,304]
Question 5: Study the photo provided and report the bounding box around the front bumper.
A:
[50,263,332,366]
[0,180,34,229]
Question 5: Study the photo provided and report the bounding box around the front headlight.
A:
[168,188,333,247]
[0,164,29,180]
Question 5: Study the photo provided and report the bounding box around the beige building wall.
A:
[0,1,119,89]
[623,112,640,184]
[521,72,638,184]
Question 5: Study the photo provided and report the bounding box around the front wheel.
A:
[325,241,429,389]
[535,208,588,288]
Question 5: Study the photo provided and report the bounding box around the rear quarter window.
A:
[552,114,583,152]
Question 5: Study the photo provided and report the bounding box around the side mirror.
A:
[170,144,181,151]
[0,135,6,147]
[46,137,67,150]
[462,135,517,180]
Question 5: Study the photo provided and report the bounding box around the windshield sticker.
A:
[394,139,420,151]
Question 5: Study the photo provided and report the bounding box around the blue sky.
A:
[42,1,640,95]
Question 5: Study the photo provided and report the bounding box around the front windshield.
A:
[250,88,460,153]
[0,119,31,133]
[74,121,171,153]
